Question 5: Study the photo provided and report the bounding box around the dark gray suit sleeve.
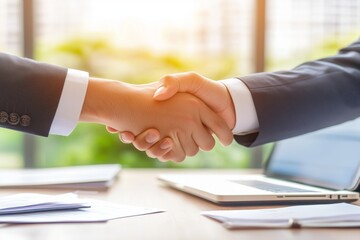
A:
[234,38,360,147]
[0,53,67,136]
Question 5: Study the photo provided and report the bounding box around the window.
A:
[1,0,359,169]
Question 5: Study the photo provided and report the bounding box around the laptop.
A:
[158,120,360,205]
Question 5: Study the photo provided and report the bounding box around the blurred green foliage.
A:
[2,34,357,169]
[35,37,251,169]
[0,128,23,168]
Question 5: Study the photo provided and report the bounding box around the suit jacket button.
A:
[8,113,20,125]
[20,115,31,127]
[0,111,8,123]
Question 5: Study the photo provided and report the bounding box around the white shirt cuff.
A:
[49,69,89,136]
[220,78,259,135]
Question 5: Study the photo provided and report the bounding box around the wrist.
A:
[221,82,236,129]
[80,77,128,126]
[214,81,235,129]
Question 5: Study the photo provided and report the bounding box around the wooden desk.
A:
[0,169,359,240]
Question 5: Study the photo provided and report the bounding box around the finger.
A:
[160,134,186,162]
[145,137,173,159]
[161,149,186,163]
[177,132,199,157]
[153,75,180,101]
[154,72,208,101]
[192,127,216,151]
[200,106,233,146]
[119,131,135,144]
[132,129,161,151]
[106,126,118,133]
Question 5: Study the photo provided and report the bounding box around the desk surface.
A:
[0,169,359,240]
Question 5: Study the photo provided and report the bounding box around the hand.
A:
[154,72,235,128]
[81,77,233,162]
[116,72,236,158]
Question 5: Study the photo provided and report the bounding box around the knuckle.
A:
[133,141,149,151]
[160,74,175,84]
[213,117,226,131]
[225,133,234,146]
[145,151,156,158]
[178,152,186,162]
[217,128,234,146]
[173,156,185,163]
[187,147,199,157]
[165,152,185,163]
[187,71,200,78]
[162,152,175,161]
[148,148,167,158]
[162,147,186,162]
[201,138,216,151]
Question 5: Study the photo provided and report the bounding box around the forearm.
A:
[237,39,360,146]
[80,77,133,128]
[0,52,67,136]
[80,78,161,135]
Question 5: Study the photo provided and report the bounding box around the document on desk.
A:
[0,193,89,215]
[0,164,121,190]
[0,193,164,224]
[202,203,360,229]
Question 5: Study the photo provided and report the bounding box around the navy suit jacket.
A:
[0,53,67,136]
[235,38,360,147]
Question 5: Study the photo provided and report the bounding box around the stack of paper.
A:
[0,193,163,224]
[202,203,360,228]
[0,193,89,215]
[0,164,121,190]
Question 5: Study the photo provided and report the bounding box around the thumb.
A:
[153,76,179,101]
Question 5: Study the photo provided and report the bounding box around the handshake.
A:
[80,72,236,162]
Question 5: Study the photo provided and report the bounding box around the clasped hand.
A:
[106,72,236,162]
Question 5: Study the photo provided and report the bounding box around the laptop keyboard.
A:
[231,180,317,193]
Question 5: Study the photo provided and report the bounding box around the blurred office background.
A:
[0,0,359,169]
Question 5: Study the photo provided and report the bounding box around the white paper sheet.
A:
[202,203,360,228]
[0,164,121,189]
[0,193,89,215]
[0,199,164,223]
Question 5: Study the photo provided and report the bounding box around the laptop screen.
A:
[265,119,360,190]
